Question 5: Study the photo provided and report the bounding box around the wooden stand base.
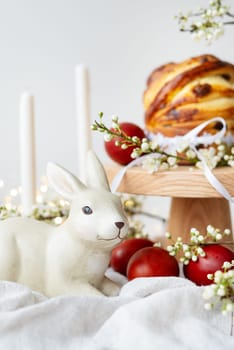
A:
[167,198,232,243]
[106,165,234,248]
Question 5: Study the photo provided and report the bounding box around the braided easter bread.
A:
[144,54,234,137]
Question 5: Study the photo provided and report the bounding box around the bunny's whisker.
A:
[97,229,125,241]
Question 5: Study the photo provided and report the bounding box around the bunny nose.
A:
[115,222,124,229]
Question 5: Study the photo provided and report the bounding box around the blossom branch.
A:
[91,113,234,173]
[175,0,234,44]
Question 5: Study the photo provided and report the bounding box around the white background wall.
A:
[0,0,233,224]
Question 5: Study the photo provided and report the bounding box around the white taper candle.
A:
[19,92,36,216]
[75,64,92,182]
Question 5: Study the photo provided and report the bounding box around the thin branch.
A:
[227,11,234,18]
[223,21,234,25]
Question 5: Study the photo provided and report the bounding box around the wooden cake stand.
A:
[106,165,234,245]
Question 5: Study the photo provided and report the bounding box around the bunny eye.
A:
[82,206,93,215]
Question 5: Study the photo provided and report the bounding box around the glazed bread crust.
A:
[144,54,234,136]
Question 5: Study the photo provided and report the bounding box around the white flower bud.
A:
[169,251,176,256]
[167,157,177,166]
[214,270,223,284]
[226,270,234,278]
[197,247,204,255]
[165,232,171,239]
[203,286,214,299]
[217,144,225,152]
[131,149,140,159]
[217,287,226,297]
[215,233,222,241]
[132,136,139,143]
[186,149,196,159]
[225,303,233,312]
[207,274,213,280]
[222,261,232,269]
[190,228,197,234]
[207,225,215,235]
[182,244,189,251]
[104,134,113,142]
[191,236,198,244]
[112,121,119,129]
[198,235,204,242]
[141,142,150,152]
[111,115,119,123]
[204,303,213,310]
[223,229,231,236]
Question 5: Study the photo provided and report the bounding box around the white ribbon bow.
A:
[111,117,233,202]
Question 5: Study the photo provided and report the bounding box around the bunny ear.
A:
[86,151,111,191]
[47,162,86,200]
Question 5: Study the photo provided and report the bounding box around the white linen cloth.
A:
[0,271,233,350]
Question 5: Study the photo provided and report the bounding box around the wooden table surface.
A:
[106,165,234,198]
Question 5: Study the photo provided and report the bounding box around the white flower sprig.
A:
[166,225,232,265]
[92,112,182,171]
[91,113,234,172]
[175,0,234,44]
[0,205,20,220]
[91,112,142,149]
[203,260,234,335]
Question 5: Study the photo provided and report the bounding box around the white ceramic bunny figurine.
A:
[0,151,129,297]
